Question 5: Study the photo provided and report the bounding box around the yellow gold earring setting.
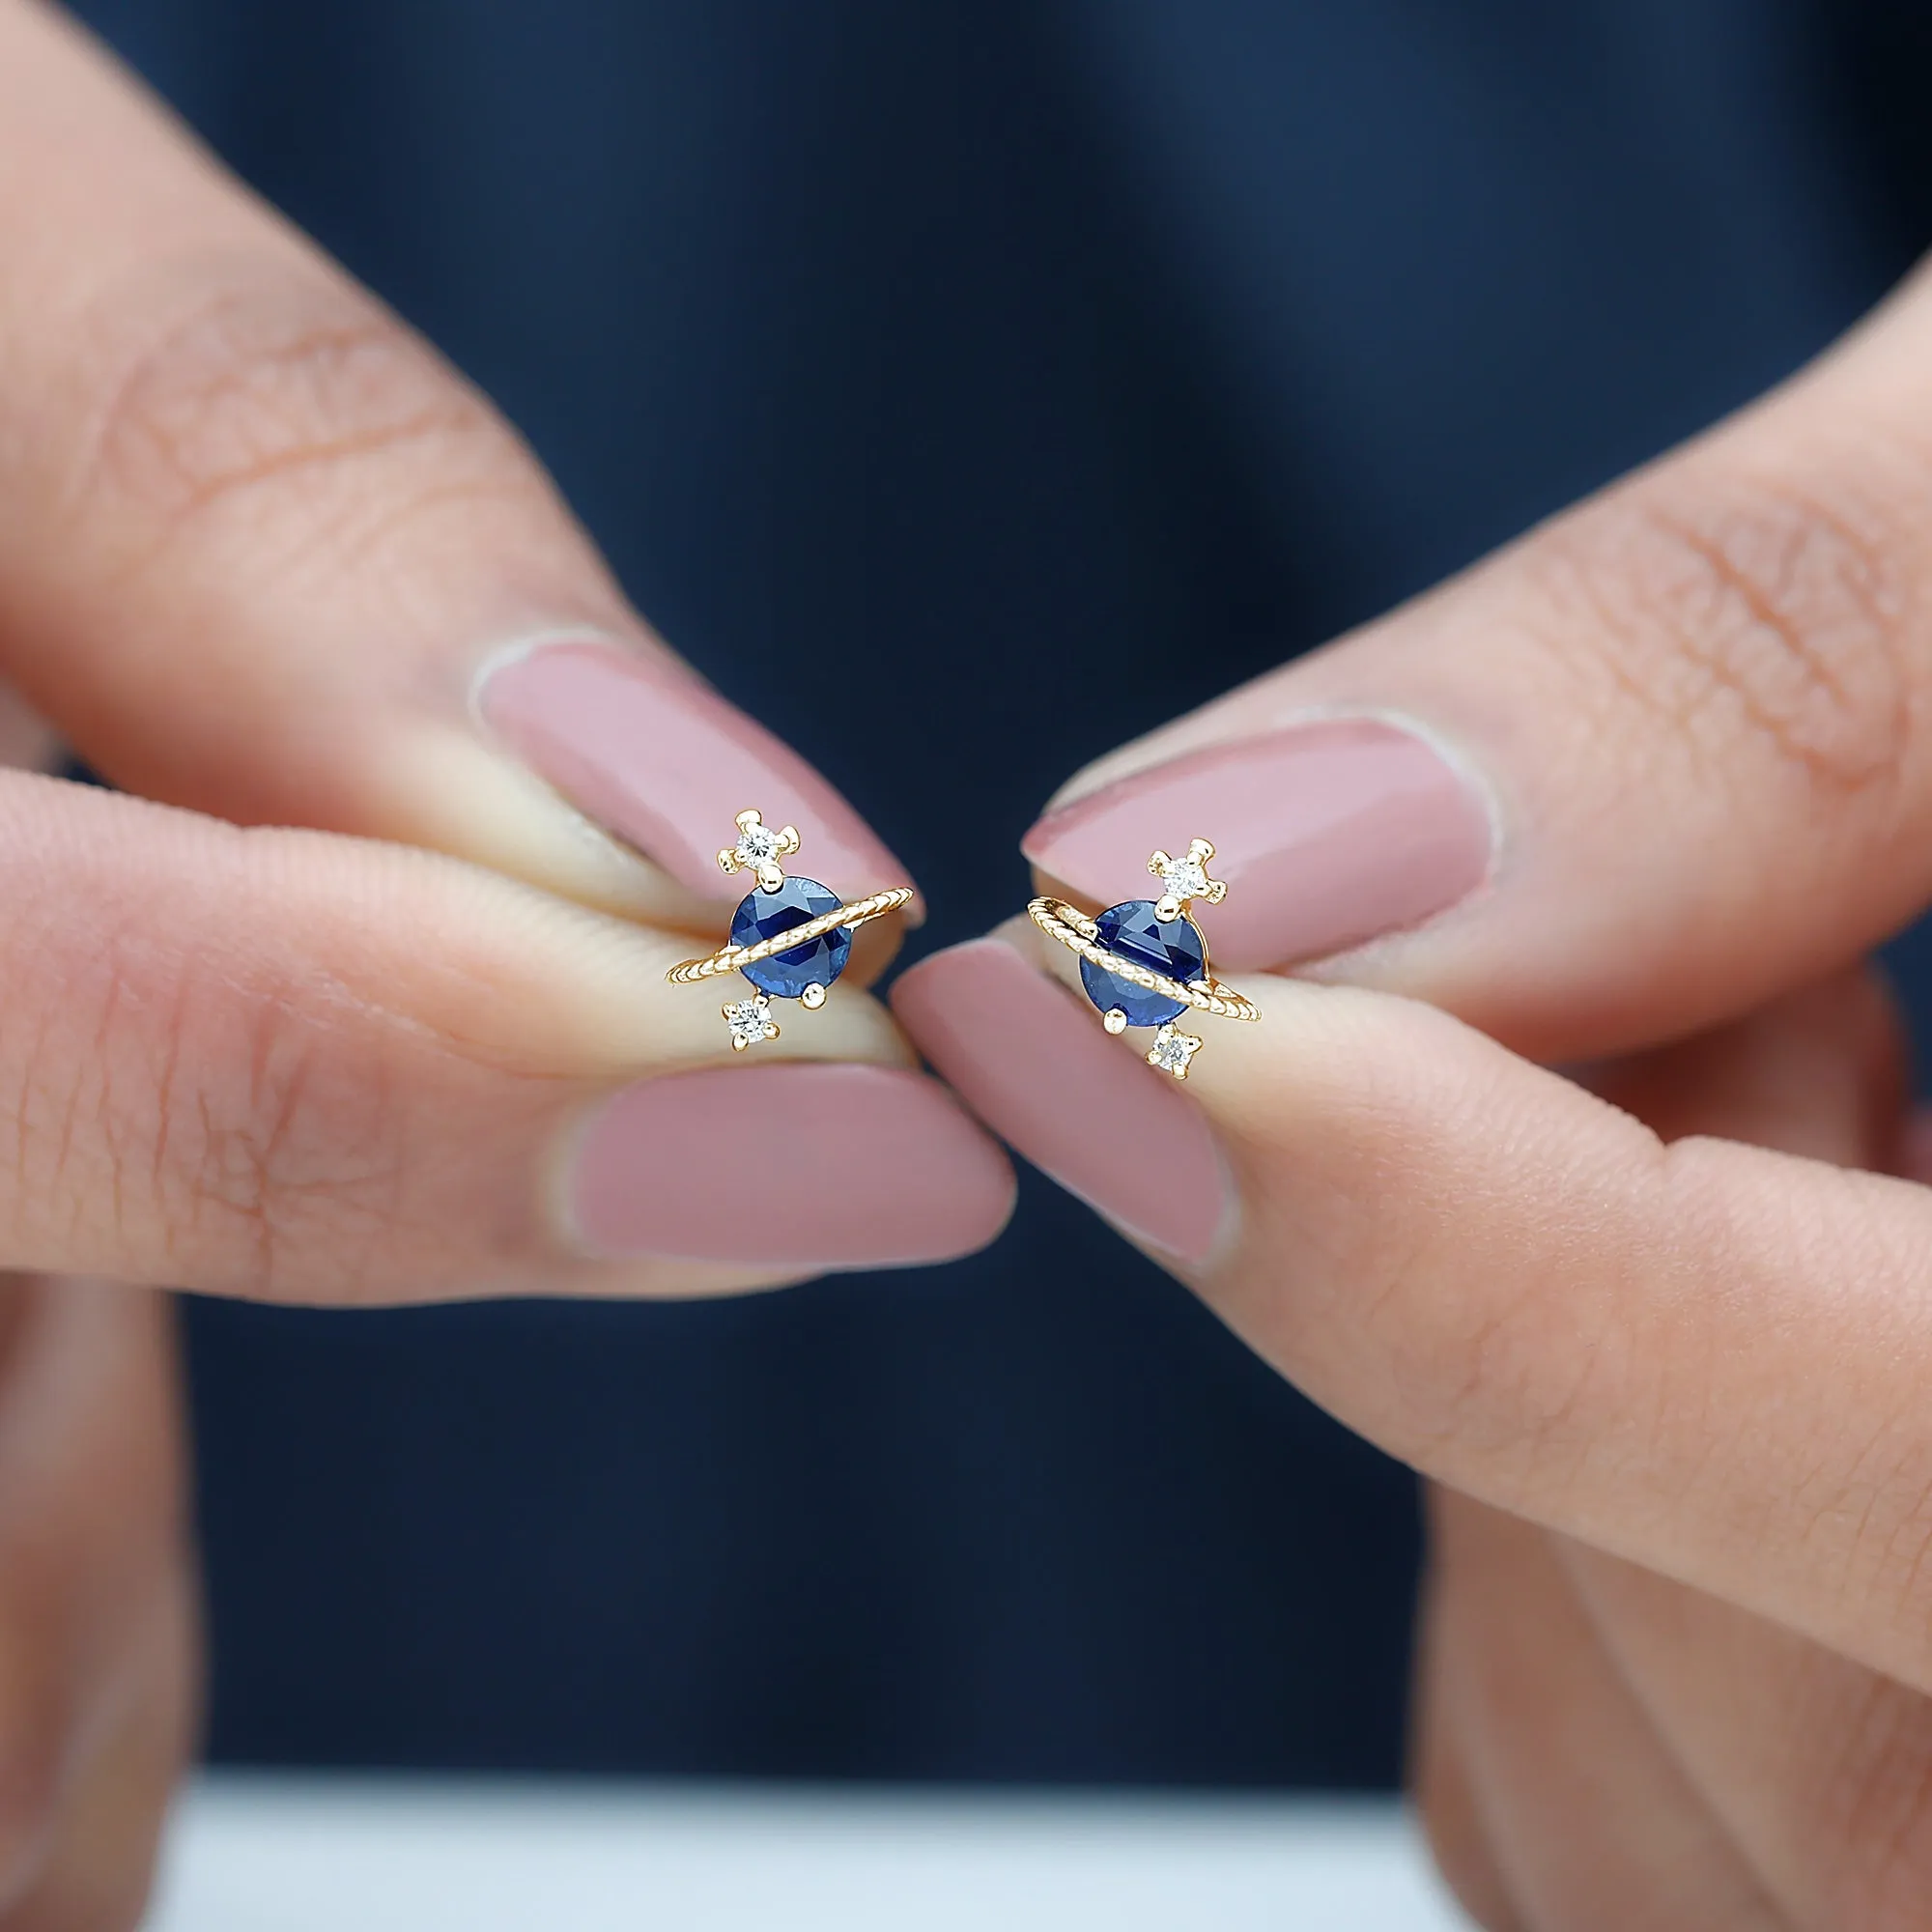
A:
[668,809,914,1049]
[1029,838,1259,1078]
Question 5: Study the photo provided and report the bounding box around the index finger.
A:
[0,0,911,938]
[1021,255,1932,1063]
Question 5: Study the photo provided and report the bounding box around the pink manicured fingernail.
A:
[1023,718,1491,971]
[893,938,1230,1262]
[480,638,914,904]
[568,1064,1013,1266]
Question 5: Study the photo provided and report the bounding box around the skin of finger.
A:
[1098,961,1932,1700]
[1422,1489,1784,1931]
[0,0,912,941]
[1408,1551,1529,1932]
[1558,1543,1932,1932]
[1032,257,1932,1065]
[1538,987,1932,1932]
[0,1281,193,1910]
[1580,966,1904,1172]
[0,773,915,1300]
[0,689,59,781]
[0,1567,197,1932]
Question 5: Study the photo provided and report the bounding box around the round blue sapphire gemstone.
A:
[1080,899,1205,1028]
[731,875,852,999]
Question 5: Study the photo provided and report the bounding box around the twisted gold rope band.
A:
[668,887,916,985]
[1027,896,1261,1022]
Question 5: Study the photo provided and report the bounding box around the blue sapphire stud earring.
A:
[1029,838,1259,1078]
[668,809,915,1048]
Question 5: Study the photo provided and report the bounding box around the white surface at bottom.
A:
[145,1776,1470,1931]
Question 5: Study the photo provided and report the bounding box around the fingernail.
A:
[893,937,1231,1263]
[567,1064,1014,1266]
[1022,717,1492,971]
[479,638,915,904]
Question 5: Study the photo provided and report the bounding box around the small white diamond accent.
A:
[724,995,774,1045]
[1160,854,1209,901]
[735,822,782,869]
[1147,1025,1202,1076]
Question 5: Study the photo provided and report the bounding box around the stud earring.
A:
[1028,838,1259,1077]
[668,809,914,1049]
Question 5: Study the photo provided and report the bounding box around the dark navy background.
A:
[60,1,1932,1783]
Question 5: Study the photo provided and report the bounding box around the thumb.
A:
[896,935,1932,1699]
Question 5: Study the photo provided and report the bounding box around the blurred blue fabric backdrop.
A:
[60,0,1932,1783]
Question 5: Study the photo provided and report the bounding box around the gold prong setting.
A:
[717,808,803,895]
[1146,1024,1203,1078]
[724,993,780,1050]
[677,809,915,1048]
[1149,838,1228,923]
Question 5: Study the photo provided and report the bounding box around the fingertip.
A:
[894,936,1234,1264]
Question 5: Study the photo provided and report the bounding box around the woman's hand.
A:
[895,243,1932,1921]
[0,8,1016,1917]
[0,0,1013,1303]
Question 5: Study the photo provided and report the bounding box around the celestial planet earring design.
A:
[668,809,915,1048]
[1029,838,1260,1077]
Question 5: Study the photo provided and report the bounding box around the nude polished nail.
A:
[893,938,1231,1263]
[480,638,914,904]
[1022,717,1492,972]
[568,1064,1014,1267]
